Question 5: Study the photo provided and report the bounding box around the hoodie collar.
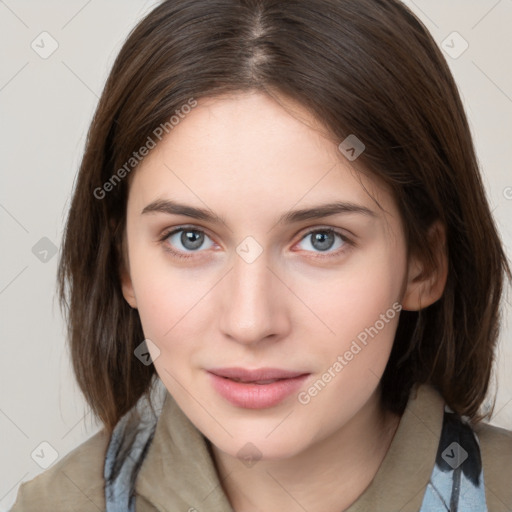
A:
[135,383,444,511]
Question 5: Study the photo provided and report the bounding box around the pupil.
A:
[312,232,334,251]
[182,230,203,250]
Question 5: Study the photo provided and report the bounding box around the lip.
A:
[207,367,310,409]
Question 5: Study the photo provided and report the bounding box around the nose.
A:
[218,248,291,346]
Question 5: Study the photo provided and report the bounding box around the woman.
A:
[10,0,512,510]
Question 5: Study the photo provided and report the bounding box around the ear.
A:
[401,220,448,311]
[121,266,138,309]
[118,233,138,309]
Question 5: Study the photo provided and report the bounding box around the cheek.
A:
[134,278,202,349]
[128,244,218,365]
[133,276,201,385]
[298,258,404,423]
[127,242,186,341]
[305,245,405,342]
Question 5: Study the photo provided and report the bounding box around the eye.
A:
[295,228,351,257]
[159,225,353,260]
[160,226,215,258]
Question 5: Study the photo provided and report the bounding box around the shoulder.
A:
[473,421,512,510]
[10,428,110,512]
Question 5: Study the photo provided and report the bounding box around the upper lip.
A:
[207,367,309,382]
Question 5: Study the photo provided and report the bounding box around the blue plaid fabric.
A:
[104,391,161,512]
[419,406,487,511]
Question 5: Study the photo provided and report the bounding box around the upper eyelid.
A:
[160,225,218,246]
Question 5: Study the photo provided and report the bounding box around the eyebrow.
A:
[141,199,377,224]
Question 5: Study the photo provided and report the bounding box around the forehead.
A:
[128,92,397,224]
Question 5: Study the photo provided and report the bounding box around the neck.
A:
[210,385,401,512]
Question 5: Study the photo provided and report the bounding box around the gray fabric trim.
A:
[104,384,165,512]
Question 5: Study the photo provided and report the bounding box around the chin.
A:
[218,436,308,462]
[207,418,317,462]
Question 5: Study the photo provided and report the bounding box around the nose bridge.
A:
[219,242,284,344]
[234,251,271,299]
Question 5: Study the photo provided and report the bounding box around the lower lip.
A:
[207,372,310,409]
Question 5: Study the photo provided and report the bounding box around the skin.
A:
[121,91,447,512]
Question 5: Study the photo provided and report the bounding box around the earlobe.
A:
[401,220,448,311]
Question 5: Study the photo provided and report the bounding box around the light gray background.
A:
[1,1,511,510]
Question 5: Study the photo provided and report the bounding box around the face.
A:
[121,91,411,460]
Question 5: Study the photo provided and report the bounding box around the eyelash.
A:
[158,225,354,261]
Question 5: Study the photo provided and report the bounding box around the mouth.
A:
[208,367,308,381]
[206,367,310,409]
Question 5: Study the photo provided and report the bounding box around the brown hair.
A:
[57,0,511,435]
